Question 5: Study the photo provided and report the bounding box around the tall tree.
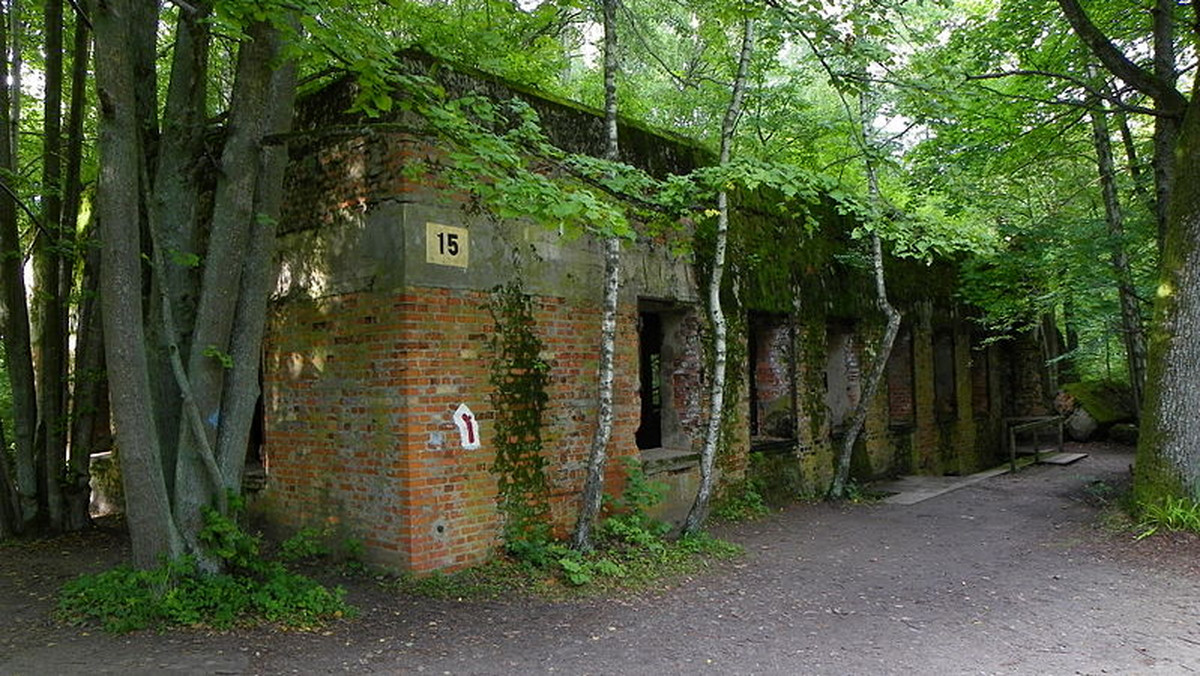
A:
[1086,81,1147,411]
[573,0,622,552]
[683,13,755,535]
[1056,0,1200,503]
[0,0,40,534]
[94,0,299,567]
[828,92,901,500]
[32,0,68,530]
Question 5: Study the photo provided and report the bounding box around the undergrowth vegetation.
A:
[393,459,743,598]
[57,499,354,633]
[1081,476,1200,540]
[710,478,770,522]
[1135,496,1200,540]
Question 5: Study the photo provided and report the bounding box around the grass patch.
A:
[1136,496,1200,540]
[1076,476,1200,540]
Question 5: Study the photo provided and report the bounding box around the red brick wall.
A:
[262,287,642,572]
[887,329,915,424]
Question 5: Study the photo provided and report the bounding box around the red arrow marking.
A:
[462,413,475,444]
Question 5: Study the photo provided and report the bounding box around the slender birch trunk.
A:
[573,0,622,551]
[828,93,902,500]
[682,15,755,535]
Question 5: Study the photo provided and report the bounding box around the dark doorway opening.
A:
[636,311,663,450]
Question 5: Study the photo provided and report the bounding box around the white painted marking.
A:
[453,403,481,450]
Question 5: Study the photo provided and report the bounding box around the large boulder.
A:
[1064,407,1100,442]
[1058,380,1137,441]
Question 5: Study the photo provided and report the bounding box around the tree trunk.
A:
[61,7,95,532]
[33,0,68,532]
[1134,85,1200,505]
[573,0,621,552]
[171,19,292,559]
[0,421,17,537]
[0,3,39,533]
[214,28,298,492]
[67,231,104,532]
[1087,96,1147,412]
[828,88,903,500]
[147,2,211,488]
[1149,0,1178,251]
[95,0,184,567]
[683,16,755,535]
[828,238,901,499]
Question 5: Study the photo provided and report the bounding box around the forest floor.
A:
[3,441,1199,675]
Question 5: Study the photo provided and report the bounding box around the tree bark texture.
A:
[1087,100,1147,412]
[171,20,292,557]
[0,3,39,533]
[1135,87,1200,504]
[214,31,298,492]
[33,0,67,531]
[147,1,210,483]
[828,234,900,499]
[67,231,105,532]
[61,10,96,532]
[95,0,184,567]
[828,88,902,500]
[573,0,621,552]
[683,16,755,535]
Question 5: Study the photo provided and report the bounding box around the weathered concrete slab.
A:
[1038,451,1089,465]
[879,466,1011,505]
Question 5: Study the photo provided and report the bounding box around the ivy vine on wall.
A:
[486,282,552,542]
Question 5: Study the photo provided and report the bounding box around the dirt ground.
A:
[3,441,1199,675]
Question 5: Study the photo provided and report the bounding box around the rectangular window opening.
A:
[749,312,796,446]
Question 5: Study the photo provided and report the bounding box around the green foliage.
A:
[488,283,552,543]
[278,526,332,563]
[710,478,770,522]
[198,499,262,573]
[399,80,648,240]
[201,344,235,370]
[1135,497,1200,540]
[57,508,353,632]
[487,455,741,590]
[57,556,351,632]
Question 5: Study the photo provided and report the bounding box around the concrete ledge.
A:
[641,447,700,475]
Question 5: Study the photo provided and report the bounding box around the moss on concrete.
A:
[1062,380,1135,425]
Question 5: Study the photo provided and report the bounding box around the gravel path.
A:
[3,442,1198,675]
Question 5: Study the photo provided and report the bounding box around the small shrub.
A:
[711,479,770,522]
[279,527,331,563]
[57,504,353,633]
